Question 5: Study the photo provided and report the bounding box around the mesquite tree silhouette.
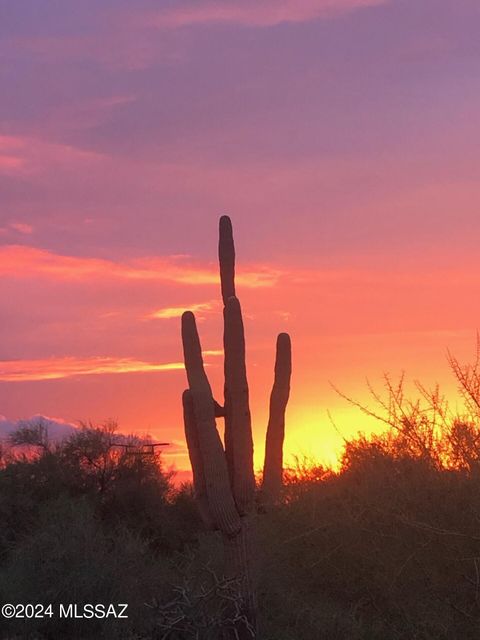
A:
[181,216,291,637]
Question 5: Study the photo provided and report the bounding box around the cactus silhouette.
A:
[262,332,292,503]
[181,215,291,636]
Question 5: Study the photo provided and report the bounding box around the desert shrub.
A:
[0,422,205,638]
[258,449,480,639]
[0,495,175,639]
[151,571,253,639]
[255,368,480,640]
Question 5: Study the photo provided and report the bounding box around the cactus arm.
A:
[181,311,241,537]
[182,389,216,530]
[262,332,292,502]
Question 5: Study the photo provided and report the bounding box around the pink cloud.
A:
[0,155,24,174]
[0,245,282,287]
[0,134,103,177]
[139,0,387,29]
[0,356,185,382]
[10,222,34,235]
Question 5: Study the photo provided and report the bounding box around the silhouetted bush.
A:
[256,369,480,639]
[0,422,200,639]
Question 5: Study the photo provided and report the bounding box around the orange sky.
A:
[2,238,479,471]
[2,0,480,472]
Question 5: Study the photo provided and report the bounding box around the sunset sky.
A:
[2,0,480,471]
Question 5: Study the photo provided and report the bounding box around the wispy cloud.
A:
[0,135,103,177]
[0,245,282,288]
[202,349,223,357]
[7,24,185,71]
[9,222,33,235]
[0,155,24,174]
[138,0,387,29]
[147,301,217,320]
[0,357,185,382]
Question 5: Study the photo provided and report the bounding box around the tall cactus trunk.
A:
[181,215,291,637]
[182,311,256,638]
[219,216,257,626]
[223,516,257,632]
[262,332,292,503]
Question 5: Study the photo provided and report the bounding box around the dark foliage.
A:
[0,422,199,639]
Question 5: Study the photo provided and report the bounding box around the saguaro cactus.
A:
[181,215,291,636]
[262,332,292,503]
